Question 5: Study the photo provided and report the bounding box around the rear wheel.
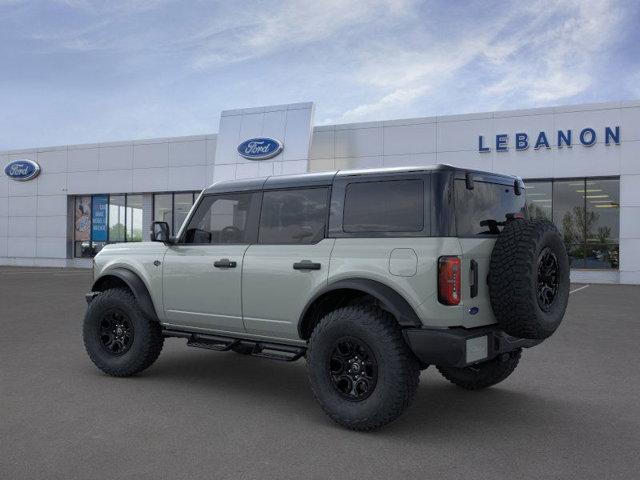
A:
[83,288,163,376]
[437,349,521,390]
[307,305,420,431]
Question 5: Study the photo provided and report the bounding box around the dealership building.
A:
[1,100,639,284]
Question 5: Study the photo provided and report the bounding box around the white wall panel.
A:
[97,170,133,193]
[620,140,640,175]
[0,215,7,236]
[0,236,6,257]
[68,147,99,171]
[7,237,36,257]
[8,178,37,196]
[67,171,102,195]
[133,167,169,192]
[383,123,436,155]
[37,215,67,237]
[620,206,640,238]
[169,140,206,167]
[382,153,437,168]
[215,114,243,165]
[167,165,207,191]
[282,107,314,162]
[335,127,382,158]
[8,217,36,237]
[620,107,640,142]
[236,162,260,179]
[37,172,67,195]
[0,198,7,217]
[99,144,133,170]
[553,142,620,178]
[37,149,67,173]
[620,175,640,206]
[334,156,382,170]
[37,195,68,217]
[438,118,494,152]
[134,142,169,169]
[36,237,67,258]
[310,130,334,159]
[8,196,36,217]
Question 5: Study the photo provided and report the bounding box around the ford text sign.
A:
[4,159,41,181]
[237,138,283,160]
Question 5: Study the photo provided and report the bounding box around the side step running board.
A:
[163,329,306,362]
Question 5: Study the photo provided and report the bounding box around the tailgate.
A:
[458,238,498,328]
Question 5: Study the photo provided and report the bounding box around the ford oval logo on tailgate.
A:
[237,137,283,160]
[4,159,41,181]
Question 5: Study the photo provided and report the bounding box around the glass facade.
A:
[152,191,198,235]
[74,193,145,258]
[525,178,619,270]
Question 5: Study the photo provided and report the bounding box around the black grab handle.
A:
[293,261,321,271]
[214,258,237,268]
[470,259,478,298]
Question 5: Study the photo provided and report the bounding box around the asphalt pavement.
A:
[1,267,639,480]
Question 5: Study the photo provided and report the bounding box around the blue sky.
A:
[1,0,639,150]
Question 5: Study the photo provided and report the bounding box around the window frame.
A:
[256,186,331,245]
[151,191,198,234]
[329,172,432,238]
[525,176,620,270]
[175,191,262,246]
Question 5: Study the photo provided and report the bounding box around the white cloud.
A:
[334,0,625,122]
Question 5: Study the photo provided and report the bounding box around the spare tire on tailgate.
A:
[489,219,569,340]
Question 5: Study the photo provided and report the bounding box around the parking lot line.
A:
[570,284,590,294]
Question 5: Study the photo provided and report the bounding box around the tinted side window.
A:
[183,193,257,244]
[343,180,424,233]
[455,180,526,235]
[259,188,329,244]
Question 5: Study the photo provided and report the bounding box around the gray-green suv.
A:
[83,165,570,430]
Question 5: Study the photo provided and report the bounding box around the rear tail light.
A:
[438,256,461,305]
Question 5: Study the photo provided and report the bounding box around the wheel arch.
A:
[298,278,422,339]
[92,268,159,321]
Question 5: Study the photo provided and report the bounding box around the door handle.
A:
[470,259,478,298]
[293,260,321,271]
[214,258,237,269]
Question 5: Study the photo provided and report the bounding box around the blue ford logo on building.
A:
[4,159,41,181]
[237,137,283,160]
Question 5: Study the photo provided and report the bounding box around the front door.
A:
[242,187,332,341]
[162,191,260,333]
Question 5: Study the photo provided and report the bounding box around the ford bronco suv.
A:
[83,165,569,430]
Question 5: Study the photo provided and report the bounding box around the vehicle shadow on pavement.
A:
[119,344,607,439]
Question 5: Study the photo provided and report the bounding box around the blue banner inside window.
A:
[91,195,108,242]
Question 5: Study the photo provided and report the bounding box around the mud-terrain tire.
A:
[437,349,521,390]
[489,219,569,339]
[307,305,420,431]
[83,288,164,376]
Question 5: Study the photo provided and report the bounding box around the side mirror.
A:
[150,221,171,243]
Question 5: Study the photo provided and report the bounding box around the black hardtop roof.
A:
[202,164,520,195]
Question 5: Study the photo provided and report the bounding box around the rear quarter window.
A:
[343,179,424,233]
[455,180,526,236]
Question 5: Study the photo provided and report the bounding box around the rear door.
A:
[454,177,526,327]
[242,187,333,341]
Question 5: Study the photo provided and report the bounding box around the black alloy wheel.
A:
[329,337,378,401]
[537,247,559,311]
[98,310,134,356]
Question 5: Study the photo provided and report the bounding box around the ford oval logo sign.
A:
[4,159,41,181]
[237,137,283,160]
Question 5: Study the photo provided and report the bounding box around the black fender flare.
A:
[92,268,159,321]
[298,278,422,337]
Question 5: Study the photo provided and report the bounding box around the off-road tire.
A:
[83,288,164,376]
[489,219,569,339]
[437,349,521,390]
[307,305,420,431]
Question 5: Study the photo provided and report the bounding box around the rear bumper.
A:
[403,325,542,368]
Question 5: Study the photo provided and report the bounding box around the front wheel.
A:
[437,349,521,390]
[83,288,164,377]
[307,305,420,431]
